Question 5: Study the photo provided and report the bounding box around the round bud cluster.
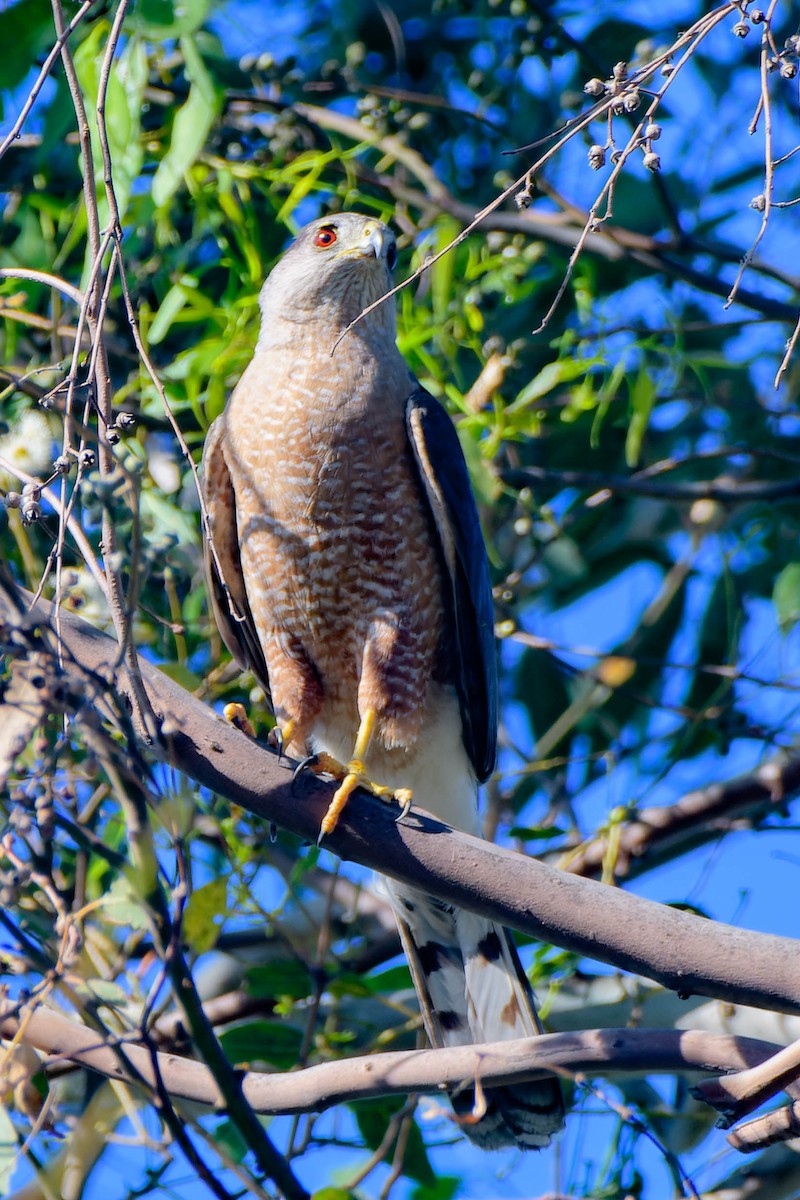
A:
[20,482,41,525]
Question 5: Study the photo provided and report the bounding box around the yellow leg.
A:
[317,709,413,842]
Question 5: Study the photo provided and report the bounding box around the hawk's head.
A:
[258,213,398,343]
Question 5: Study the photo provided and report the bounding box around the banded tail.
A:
[385,881,565,1149]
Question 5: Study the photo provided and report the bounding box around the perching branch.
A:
[3,576,800,1018]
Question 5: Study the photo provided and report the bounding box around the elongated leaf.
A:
[152,36,222,207]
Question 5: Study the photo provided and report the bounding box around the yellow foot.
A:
[223,702,256,739]
[306,754,413,843]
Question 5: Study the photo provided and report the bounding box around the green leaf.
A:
[246,961,313,1000]
[0,0,55,96]
[128,0,211,37]
[182,877,227,954]
[353,1098,436,1187]
[508,825,566,841]
[104,875,151,930]
[774,563,800,633]
[506,358,591,414]
[213,1117,248,1164]
[151,36,222,207]
[625,367,657,467]
[362,965,413,994]
[312,1191,358,1200]
[72,25,144,225]
[219,1021,303,1070]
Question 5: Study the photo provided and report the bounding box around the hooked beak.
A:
[357,224,389,260]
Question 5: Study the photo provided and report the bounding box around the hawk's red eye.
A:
[314,226,337,248]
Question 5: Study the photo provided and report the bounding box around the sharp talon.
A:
[291,754,319,796]
[394,789,413,824]
[268,718,297,760]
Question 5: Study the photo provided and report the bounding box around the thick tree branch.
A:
[1,1000,793,1119]
[3,580,800,1018]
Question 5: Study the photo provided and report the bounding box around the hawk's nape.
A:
[201,211,564,1149]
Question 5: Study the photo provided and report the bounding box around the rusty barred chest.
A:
[223,349,448,749]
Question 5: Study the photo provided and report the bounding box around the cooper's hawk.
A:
[202,212,564,1149]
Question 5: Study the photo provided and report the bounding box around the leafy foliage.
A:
[1,1,800,1198]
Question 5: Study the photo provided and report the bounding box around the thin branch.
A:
[502,464,800,505]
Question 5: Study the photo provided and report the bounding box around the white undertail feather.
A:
[329,701,566,1150]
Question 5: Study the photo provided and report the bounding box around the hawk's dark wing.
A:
[405,389,497,781]
[201,415,272,706]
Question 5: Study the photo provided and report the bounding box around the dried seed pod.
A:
[116,411,137,430]
[750,9,765,22]
[661,62,674,76]
[622,88,641,112]
[79,449,96,469]
[514,183,534,209]
[644,122,662,140]
[583,77,606,97]
[105,425,120,446]
[21,499,41,525]
[779,61,798,79]
[588,144,606,170]
[642,150,661,172]
[732,20,750,37]
[53,454,72,475]
[612,61,628,81]
[750,193,767,211]
[5,491,21,509]
[22,482,41,500]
